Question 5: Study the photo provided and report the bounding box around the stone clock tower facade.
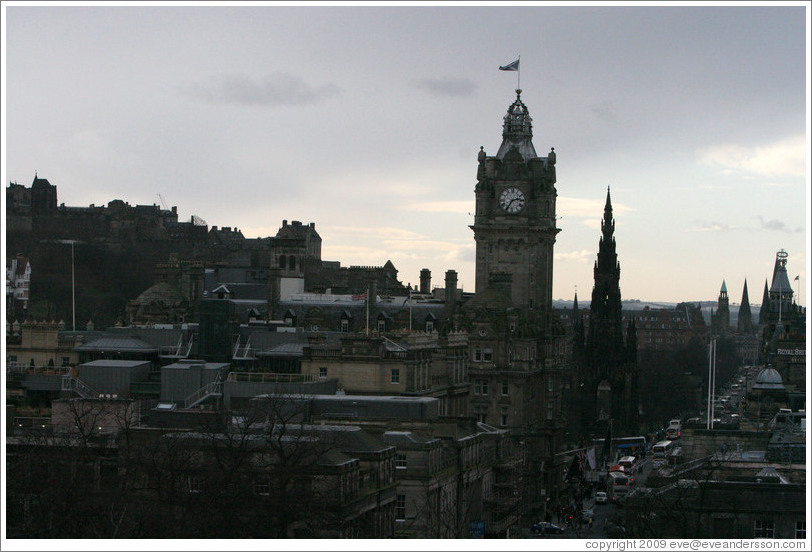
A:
[460,89,567,520]
[472,90,559,312]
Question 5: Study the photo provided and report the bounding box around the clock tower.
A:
[471,89,559,312]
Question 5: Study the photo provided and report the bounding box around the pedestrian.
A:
[588,517,594,529]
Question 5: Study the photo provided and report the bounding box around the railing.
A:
[183,367,228,409]
[159,335,193,358]
[61,375,98,399]
[227,372,314,383]
[184,379,223,409]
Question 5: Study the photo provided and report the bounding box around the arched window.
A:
[289,255,296,271]
[279,255,286,269]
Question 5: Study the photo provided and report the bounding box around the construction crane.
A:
[157,193,168,210]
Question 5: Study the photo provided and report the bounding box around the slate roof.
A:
[74,336,159,353]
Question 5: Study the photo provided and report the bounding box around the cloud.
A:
[687,220,736,232]
[699,135,806,178]
[179,73,340,106]
[590,101,616,123]
[61,129,138,170]
[324,226,427,241]
[414,77,477,97]
[555,249,595,263]
[757,216,804,234]
[398,200,473,214]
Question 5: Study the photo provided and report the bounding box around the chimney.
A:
[445,270,458,329]
[420,268,431,294]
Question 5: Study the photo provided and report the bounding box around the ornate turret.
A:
[495,89,538,162]
[711,280,730,335]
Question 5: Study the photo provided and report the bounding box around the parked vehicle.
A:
[595,491,608,504]
[532,521,565,534]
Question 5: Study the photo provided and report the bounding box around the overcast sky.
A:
[3,2,809,306]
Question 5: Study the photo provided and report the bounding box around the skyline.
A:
[3,3,810,306]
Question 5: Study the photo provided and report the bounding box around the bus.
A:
[652,440,677,463]
[608,471,631,502]
[591,435,648,460]
[618,455,638,474]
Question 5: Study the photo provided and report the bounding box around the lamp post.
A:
[54,240,80,331]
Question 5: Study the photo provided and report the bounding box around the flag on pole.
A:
[586,446,597,470]
[499,59,520,71]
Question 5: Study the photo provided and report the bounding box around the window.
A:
[474,349,482,362]
[547,377,555,392]
[341,319,349,332]
[254,479,270,495]
[377,319,387,332]
[391,369,400,384]
[425,319,434,332]
[754,520,775,538]
[796,521,806,539]
[547,403,554,420]
[475,379,488,395]
[395,454,407,470]
[187,476,204,494]
[502,380,509,396]
[395,494,406,521]
[483,349,493,362]
[500,410,508,427]
[61,357,70,366]
[319,367,327,380]
[476,411,487,424]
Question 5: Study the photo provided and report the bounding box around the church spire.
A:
[737,279,753,333]
[759,279,770,325]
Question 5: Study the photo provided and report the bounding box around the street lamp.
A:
[54,240,81,331]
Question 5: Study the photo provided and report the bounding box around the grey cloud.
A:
[590,101,616,122]
[690,220,733,232]
[757,216,803,233]
[180,73,340,106]
[414,77,477,97]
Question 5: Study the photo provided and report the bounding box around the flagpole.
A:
[517,55,521,90]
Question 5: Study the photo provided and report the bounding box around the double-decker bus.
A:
[652,440,677,463]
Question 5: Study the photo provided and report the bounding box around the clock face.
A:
[499,187,526,213]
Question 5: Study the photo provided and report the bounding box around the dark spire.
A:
[573,291,585,352]
[587,186,624,381]
[759,279,770,325]
[737,279,753,333]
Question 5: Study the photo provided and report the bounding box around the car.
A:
[532,521,566,535]
[605,523,626,537]
[595,491,608,504]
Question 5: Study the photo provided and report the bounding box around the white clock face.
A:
[499,187,526,213]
